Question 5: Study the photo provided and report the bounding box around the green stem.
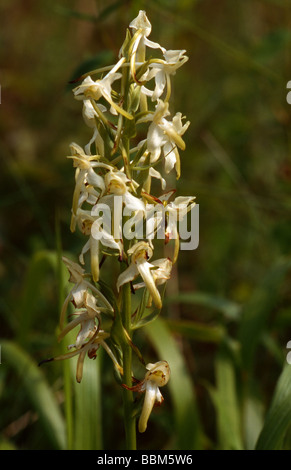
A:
[55,210,74,449]
[121,281,137,450]
[119,61,136,450]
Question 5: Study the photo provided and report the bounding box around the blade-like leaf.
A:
[211,343,243,450]
[18,250,60,347]
[255,364,291,450]
[238,258,291,370]
[243,394,264,450]
[71,351,103,450]
[2,340,66,450]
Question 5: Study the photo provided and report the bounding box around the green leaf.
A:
[238,258,291,370]
[18,250,61,347]
[2,340,66,450]
[123,115,137,140]
[132,288,151,328]
[55,322,104,450]
[97,278,119,316]
[132,307,160,330]
[210,343,243,450]
[132,285,166,330]
[71,350,103,450]
[255,364,291,450]
[243,394,264,450]
[144,317,202,450]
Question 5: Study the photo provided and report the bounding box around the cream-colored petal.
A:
[76,350,86,383]
[149,168,166,190]
[147,122,166,162]
[138,382,158,433]
[75,318,97,348]
[129,10,152,37]
[90,235,100,282]
[136,260,162,309]
[123,192,146,212]
[144,360,170,386]
[116,263,139,291]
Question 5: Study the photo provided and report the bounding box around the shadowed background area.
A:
[1,0,291,451]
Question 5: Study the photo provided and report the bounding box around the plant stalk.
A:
[121,281,137,450]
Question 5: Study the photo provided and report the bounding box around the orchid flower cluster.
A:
[46,11,195,437]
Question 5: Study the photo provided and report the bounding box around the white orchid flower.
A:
[93,170,146,251]
[81,171,145,282]
[40,325,122,384]
[40,327,110,383]
[141,49,188,102]
[141,190,195,262]
[133,257,172,307]
[129,10,166,55]
[60,256,113,329]
[161,192,196,262]
[91,169,144,219]
[133,257,172,289]
[138,361,170,432]
[68,142,111,231]
[69,206,106,283]
[104,170,146,212]
[73,68,132,120]
[163,112,190,177]
[58,291,102,347]
[89,219,123,283]
[122,360,170,433]
[75,182,100,210]
[75,207,122,283]
[117,241,163,310]
[82,99,107,156]
[128,11,165,86]
[45,265,121,383]
[140,100,190,178]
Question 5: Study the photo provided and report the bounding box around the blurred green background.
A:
[1,0,291,451]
